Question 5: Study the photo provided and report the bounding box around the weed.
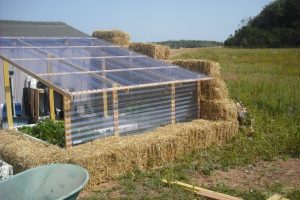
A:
[18,119,65,147]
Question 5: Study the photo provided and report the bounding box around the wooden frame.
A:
[63,96,72,149]
[171,83,176,123]
[112,84,119,136]
[49,88,55,120]
[3,60,13,128]
[103,91,108,117]
[197,80,201,119]
[102,58,108,117]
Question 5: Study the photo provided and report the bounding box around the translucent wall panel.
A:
[69,82,198,145]
[71,92,115,144]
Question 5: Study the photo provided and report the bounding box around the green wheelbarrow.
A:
[0,164,89,200]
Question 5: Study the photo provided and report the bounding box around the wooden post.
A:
[49,88,55,120]
[3,60,13,128]
[34,89,39,122]
[197,81,201,119]
[63,96,72,148]
[112,85,119,136]
[103,91,108,117]
[102,58,108,117]
[171,83,176,123]
[47,55,55,121]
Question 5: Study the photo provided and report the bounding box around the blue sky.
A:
[0,0,272,42]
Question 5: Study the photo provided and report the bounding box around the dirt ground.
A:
[191,158,300,191]
[79,158,300,199]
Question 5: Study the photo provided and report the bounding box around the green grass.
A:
[164,48,300,176]
[172,48,300,159]
[85,48,300,199]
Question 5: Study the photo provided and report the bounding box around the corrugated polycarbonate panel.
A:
[70,82,198,145]
[102,70,172,86]
[70,92,115,144]
[151,67,206,80]
[31,37,113,47]
[13,59,79,74]
[40,73,113,92]
[0,47,48,60]
[0,37,209,95]
[0,38,28,47]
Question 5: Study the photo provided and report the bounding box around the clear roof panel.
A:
[13,59,80,74]
[0,37,210,95]
[40,73,113,92]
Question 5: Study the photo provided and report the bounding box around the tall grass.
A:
[171,48,300,160]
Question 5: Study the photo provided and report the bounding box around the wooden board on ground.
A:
[162,179,242,200]
[266,194,289,200]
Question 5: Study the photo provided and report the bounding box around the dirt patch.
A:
[78,159,300,199]
[191,158,300,191]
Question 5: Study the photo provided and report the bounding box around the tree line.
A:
[156,40,223,49]
[225,0,300,48]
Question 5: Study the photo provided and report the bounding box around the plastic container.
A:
[0,164,89,200]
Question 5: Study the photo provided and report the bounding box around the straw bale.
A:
[0,129,66,172]
[0,118,237,189]
[201,99,237,121]
[171,59,221,78]
[171,60,237,121]
[92,30,130,46]
[129,42,170,60]
[171,60,228,100]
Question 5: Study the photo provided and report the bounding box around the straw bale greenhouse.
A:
[0,37,210,148]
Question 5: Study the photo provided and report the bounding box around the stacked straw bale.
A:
[0,60,238,190]
[92,30,130,46]
[0,119,237,189]
[171,60,237,122]
[129,42,170,60]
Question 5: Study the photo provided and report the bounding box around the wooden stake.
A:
[34,89,39,122]
[3,60,13,128]
[63,96,72,148]
[102,58,108,117]
[162,179,242,200]
[112,84,119,136]
[103,91,108,117]
[197,80,201,119]
[49,88,55,120]
[171,83,176,123]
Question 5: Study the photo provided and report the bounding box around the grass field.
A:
[171,48,300,159]
[85,48,300,200]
